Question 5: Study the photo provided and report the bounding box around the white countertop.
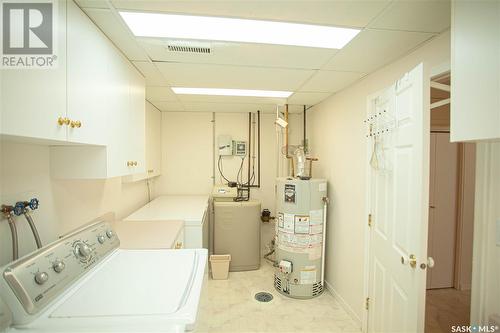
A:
[124,195,209,226]
[113,220,184,249]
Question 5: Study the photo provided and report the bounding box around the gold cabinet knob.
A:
[126,161,132,167]
[147,169,154,173]
[57,117,70,126]
[133,161,138,166]
[175,242,182,249]
[70,120,82,128]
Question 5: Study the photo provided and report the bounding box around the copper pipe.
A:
[284,104,295,176]
[247,112,251,185]
[257,110,261,187]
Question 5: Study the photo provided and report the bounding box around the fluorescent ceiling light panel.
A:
[119,12,360,49]
[172,87,292,98]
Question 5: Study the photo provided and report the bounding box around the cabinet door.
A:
[105,52,131,177]
[127,67,146,175]
[451,1,500,141]
[1,1,67,141]
[145,102,161,177]
[66,0,108,145]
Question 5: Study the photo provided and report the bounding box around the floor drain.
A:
[255,292,273,302]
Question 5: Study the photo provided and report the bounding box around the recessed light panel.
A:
[120,12,360,49]
[171,87,292,98]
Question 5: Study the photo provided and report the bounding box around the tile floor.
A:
[425,288,471,333]
[194,260,362,333]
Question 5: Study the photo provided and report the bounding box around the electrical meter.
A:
[232,141,247,156]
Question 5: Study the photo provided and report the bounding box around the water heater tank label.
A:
[300,267,317,285]
[282,213,295,233]
[284,184,296,203]
[310,209,323,225]
[294,216,310,234]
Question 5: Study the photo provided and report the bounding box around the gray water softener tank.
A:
[274,177,327,299]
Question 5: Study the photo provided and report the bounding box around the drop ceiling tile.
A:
[299,71,365,93]
[151,101,185,112]
[182,102,276,113]
[75,0,109,9]
[84,8,148,61]
[323,29,435,73]
[111,1,390,28]
[175,94,286,106]
[139,38,336,70]
[155,62,314,91]
[287,92,331,106]
[368,0,451,33]
[287,105,306,114]
[146,86,178,102]
[133,61,168,86]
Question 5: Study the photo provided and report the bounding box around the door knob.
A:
[427,257,435,268]
[70,120,81,128]
[419,257,435,270]
[401,254,417,268]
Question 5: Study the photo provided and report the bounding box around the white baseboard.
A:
[324,280,362,329]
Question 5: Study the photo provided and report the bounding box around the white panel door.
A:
[367,63,428,333]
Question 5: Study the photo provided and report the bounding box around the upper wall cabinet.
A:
[123,101,161,182]
[50,1,146,179]
[1,1,67,141]
[66,0,111,145]
[145,102,162,178]
[451,1,500,142]
[1,0,147,179]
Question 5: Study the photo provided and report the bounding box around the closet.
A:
[427,132,459,289]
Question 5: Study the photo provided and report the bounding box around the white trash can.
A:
[210,254,231,280]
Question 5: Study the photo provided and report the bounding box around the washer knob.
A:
[34,271,49,285]
[97,235,105,244]
[74,242,92,259]
[52,260,65,273]
[78,243,91,257]
[106,230,114,239]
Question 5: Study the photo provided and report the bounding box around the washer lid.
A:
[50,250,198,318]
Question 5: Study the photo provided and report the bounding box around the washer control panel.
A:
[1,220,119,315]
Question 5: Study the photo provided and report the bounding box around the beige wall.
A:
[156,111,303,253]
[308,31,450,322]
[0,141,149,266]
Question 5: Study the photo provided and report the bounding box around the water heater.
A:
[274,177,327,299]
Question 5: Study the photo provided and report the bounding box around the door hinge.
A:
[365,297,370,310]
[368,214,373,227]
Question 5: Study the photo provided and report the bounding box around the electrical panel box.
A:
[279,260,293,274]
[232,141,247,156]
[218,135,232,156]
